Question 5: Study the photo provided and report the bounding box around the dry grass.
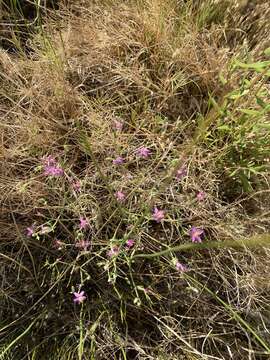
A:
[0,0,270,359]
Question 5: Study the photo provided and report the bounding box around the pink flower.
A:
[176,166,187,180]
[73,291,86,304]
[176,261,187,272]
[112,120,123,131]
[26,225,35,237]
[197,191,206,201]
[113,156,124,165]
[75,239,90,251]
[152,207,165,223]
[136,147,151,158]
[125,239,135,249]
[44,165,64,177]
[79,217,89,230]
[71,180,81,192]
[107,246,120,258]
[190,226,204,243]
[42,155,64,177]
[115,191,126,202]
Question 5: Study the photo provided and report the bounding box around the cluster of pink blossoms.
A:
[115,191,126,202]
[136,147,151,158]
[112,146,151,167]
[35,150,207,304]
[107,239,135,258]
[113,147,151,202]
[113,156,124,165]
[42,155,64,177]
[75,217,90,250]
[176,261,187,272]
[125,239,135,249]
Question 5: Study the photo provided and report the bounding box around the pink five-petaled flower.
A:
[112,120,123,131]
[73,291,86,304]
[176,166,187,180]
[176,261,187,272]
[152,207,165,223]
[115,191,126,202]
[42,155,64,177]
[79,217,89,230]
[125,239,135,249]
[107,246,120,258]
[113,156,124,165]
[75,239,90,251]
[26,225,35,237]
[136,147,151,158]
[190,226,204,243]
[44,165,64,177]
[197,191,206,201]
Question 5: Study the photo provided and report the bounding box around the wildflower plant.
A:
[73,291,86,304]
[113,156,124,165]
[79,217,89,230]
[26,225,35,237]
[136,147,151,158]
[196,191,206,201]
[115,191,126,202]
[175,261,188,272]
[42,156,64,177]
[190,226,204,243]
[152,207,165,223]
[125,239,135,249]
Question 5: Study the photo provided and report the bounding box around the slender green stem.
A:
[133,234,270,259]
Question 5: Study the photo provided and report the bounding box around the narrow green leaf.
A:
[240,109,261,116]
